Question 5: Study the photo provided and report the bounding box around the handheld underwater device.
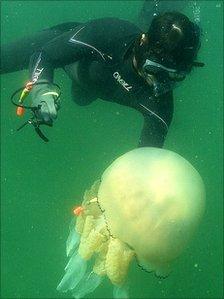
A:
[11,81,61,142]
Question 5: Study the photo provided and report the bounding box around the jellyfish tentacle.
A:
[106,238,134,286]
[64,247,79,271]
[57,252,87,292]
[66,219,80,257]
[79,226,105,259]
[78,215,107,260]
[113,284,129,299]
[72,271,104,299]
[93,240,108,276]
[75,214,85,234]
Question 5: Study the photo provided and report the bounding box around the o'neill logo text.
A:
[113,72,132,92]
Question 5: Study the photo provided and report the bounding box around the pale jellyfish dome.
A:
[98,147,206,276]
[57,147,206,299]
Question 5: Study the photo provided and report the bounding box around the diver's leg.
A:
[0,22,82,74]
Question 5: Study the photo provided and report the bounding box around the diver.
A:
[0,12,204,147]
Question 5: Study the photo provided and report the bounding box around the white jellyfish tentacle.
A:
[58,196,107,298]
[105,238,134,286]
[72,270,104,299]
[58,181,135,298]
[113,283,129,299]
[57,252,87,292]
[66,218,81,257]
[78,215,107,260]
[64,248,79,271]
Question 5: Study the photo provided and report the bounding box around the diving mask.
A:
[142,59,186,81]
[141,59,186,97]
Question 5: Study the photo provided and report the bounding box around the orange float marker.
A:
[16,106,25,116]
[73,206,84,216]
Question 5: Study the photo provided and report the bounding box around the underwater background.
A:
[1,1,223,298]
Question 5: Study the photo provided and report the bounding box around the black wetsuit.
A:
[1,18,173,147]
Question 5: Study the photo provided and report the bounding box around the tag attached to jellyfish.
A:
[57,147,206,298]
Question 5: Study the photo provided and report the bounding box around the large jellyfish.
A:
[57,147,205,298]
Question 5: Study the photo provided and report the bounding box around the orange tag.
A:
[16,106,25,116]
[73,206,84,216]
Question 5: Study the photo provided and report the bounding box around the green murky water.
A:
[1,1,223,298]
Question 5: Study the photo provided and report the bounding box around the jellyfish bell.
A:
[57,147,205,298]
[98,147,206,277]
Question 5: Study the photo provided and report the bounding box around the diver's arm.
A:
[138,92,174,147]
[138,114,168,147]
[29,29,91,83]
[29,29,93,123]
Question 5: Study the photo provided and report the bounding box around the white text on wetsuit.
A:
[113,72,132,92]
[32,67,44,83]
